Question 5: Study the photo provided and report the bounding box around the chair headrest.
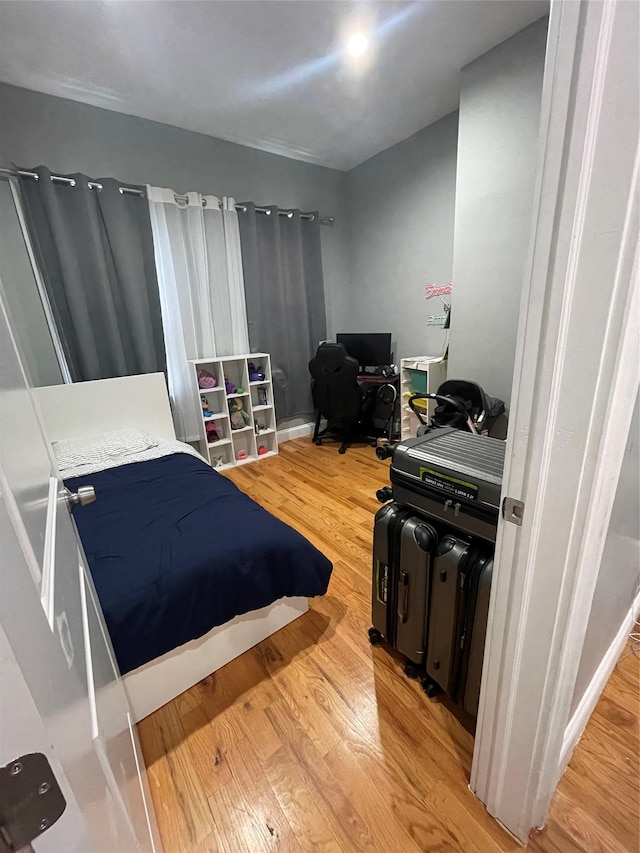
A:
[309,342,358,374]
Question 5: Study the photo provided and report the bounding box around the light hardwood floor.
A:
[138,438,639,853]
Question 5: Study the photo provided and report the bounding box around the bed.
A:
[34,373,333,721]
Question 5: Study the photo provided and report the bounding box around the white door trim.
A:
[559,586,640,775]
[471,0,583,816]
[471,0,640,842]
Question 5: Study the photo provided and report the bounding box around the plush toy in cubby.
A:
[229,399,250,430]
[201,396,213,417]
[248,363,265,382]
[205,421,220,443]
[198,369,217,389]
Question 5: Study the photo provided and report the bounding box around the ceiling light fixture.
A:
[347,33,369,58]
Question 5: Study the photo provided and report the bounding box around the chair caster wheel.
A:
[404,661,420,680]
[314,439,322,446]
[368,627,383,645]
[339,447,346,454]
[420,677,439,698]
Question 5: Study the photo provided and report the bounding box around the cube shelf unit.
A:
[400,356,447,441]
[190,353,278,470]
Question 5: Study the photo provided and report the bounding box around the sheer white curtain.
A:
[147,187,250,440]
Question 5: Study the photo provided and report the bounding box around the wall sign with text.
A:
[425,282,453,300]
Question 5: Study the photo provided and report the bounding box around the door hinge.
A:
[0,754,66,852]
[502,496,525,526]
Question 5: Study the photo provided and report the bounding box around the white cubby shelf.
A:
[190,353,278,470]
[399,356,447,441]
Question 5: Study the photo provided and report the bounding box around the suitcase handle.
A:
[398,571,409,623]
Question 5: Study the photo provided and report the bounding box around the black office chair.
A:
[309,343,373,454]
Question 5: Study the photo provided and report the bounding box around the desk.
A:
[357,372,399,385]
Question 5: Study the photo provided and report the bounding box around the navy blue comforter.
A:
[66,453,332,674]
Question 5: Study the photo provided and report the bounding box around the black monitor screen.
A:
[336,333,392,368]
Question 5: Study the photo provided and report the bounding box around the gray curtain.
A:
[18,166,166,381]
[238,204,327,419]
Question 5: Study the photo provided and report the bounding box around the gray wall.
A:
[345,112,458,363]
[570,391,640,715]
[0,82,351,344]
[1,16,546,396]
[448,18,548,406]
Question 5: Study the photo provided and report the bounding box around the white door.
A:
[471,0,639,843]
[0,281,160,852]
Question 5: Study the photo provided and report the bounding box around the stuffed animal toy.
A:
[225,377,237,395]
[229,398,250,430]
[198,369,217,389]
[205,421,219,442]
[201,396,213,417]
[248,363,265,382]
[211,454,225,468]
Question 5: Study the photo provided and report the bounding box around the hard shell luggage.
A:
[389,427,505,543]
[461,555,493,717]
[426,533,493,717]
[373,427,504,718]
[370,502,437,671]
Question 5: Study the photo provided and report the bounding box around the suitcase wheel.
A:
[420,677,440,699]
[368,627,383,645]
[404,661,420,680]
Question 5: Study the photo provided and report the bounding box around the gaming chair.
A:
[309,343,371,454]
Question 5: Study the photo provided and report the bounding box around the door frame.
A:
[0,274,161,852]
[471,0,639,843]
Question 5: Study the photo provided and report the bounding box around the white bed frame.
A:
[34,373,308,722]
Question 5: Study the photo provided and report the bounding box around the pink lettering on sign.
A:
[425,283,453,300]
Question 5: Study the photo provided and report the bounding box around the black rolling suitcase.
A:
[426,533,494,718]
[372,426,504,715]
[369,502,438,677]
[388,427,504,544]
[462,552,493,716]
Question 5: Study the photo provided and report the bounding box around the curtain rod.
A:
[0,166,144,197]
[0,167,335,226]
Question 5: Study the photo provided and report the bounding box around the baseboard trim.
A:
[277,421,315,444]
[558,586,640,778]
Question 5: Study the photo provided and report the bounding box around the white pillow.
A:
[54,428,159,473]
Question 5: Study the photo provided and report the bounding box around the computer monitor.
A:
[336,333,393,369]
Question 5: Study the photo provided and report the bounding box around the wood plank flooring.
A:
[138,438,639,852]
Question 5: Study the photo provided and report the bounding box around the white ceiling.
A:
[0,1,548,171]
